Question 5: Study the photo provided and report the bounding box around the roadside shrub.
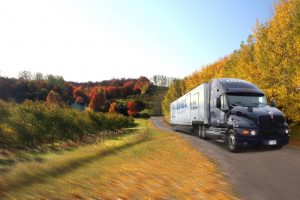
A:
[0,100,10,123]
[0,100,134,148]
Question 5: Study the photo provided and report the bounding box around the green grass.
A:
[0,119,236,199]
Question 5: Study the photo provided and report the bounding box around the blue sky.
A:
[0,0,275,82]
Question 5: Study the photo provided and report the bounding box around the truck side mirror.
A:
[270,99,276,107]
[216,97,221,109]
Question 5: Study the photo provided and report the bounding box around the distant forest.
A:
[0,72,171,116]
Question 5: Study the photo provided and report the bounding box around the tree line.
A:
[0,73,151,116]
[162,0,300,124]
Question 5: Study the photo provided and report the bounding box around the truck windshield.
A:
[226,94,267,107]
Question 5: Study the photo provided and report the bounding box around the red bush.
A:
[127,101,138,116]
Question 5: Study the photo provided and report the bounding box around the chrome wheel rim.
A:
[229,134,236,149]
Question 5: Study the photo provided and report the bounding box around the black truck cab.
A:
[207,78,289,152]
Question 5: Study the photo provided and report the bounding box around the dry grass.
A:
[290,124,300,147]
[0,119,237,199]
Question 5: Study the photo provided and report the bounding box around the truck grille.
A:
[258,115,284,129]
[258,115,285,138]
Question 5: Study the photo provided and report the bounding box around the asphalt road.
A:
[151,117,300,200]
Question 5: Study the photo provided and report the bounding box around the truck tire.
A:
[228,130,239,152]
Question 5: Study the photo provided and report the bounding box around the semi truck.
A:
[170,78,290,152]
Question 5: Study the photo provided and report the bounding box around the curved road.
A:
[151,117,300,200]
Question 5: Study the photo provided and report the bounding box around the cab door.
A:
[209,79,221,127]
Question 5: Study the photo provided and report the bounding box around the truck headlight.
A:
[242,129,250,135]
[285,129,289,134]
[250,130,257,136]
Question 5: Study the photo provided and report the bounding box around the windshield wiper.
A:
[248,102,266,107]
[230,102,245,106]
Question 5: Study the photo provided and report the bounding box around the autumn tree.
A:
[162,79,185,121]
[46,90,61,105]
[133,76,151,94]
[109,101,118,113]
[73,86,89,105]
[141,82,150,95]
[0,73,154,110]
[184,57,227,92]
[89,88,107,112]
[250,0,300,121]
[127,101,138,116]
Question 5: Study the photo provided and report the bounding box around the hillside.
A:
[0,74,166,116]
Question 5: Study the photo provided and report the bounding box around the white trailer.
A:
[170,83,210,130]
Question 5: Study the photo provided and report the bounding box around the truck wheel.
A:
[228,130,239,152]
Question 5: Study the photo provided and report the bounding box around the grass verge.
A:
[0,119,237,199]
[290,124,300,147]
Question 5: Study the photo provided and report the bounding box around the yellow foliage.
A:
[185,57,228,91]
[162,79,185,121]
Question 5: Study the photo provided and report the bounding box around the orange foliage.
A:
[127,101,138,116]
[109,102,118,113]
[89,88,107,112]
[73,86,84,99]
[133,76,150,94]
[0,76,151,110]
